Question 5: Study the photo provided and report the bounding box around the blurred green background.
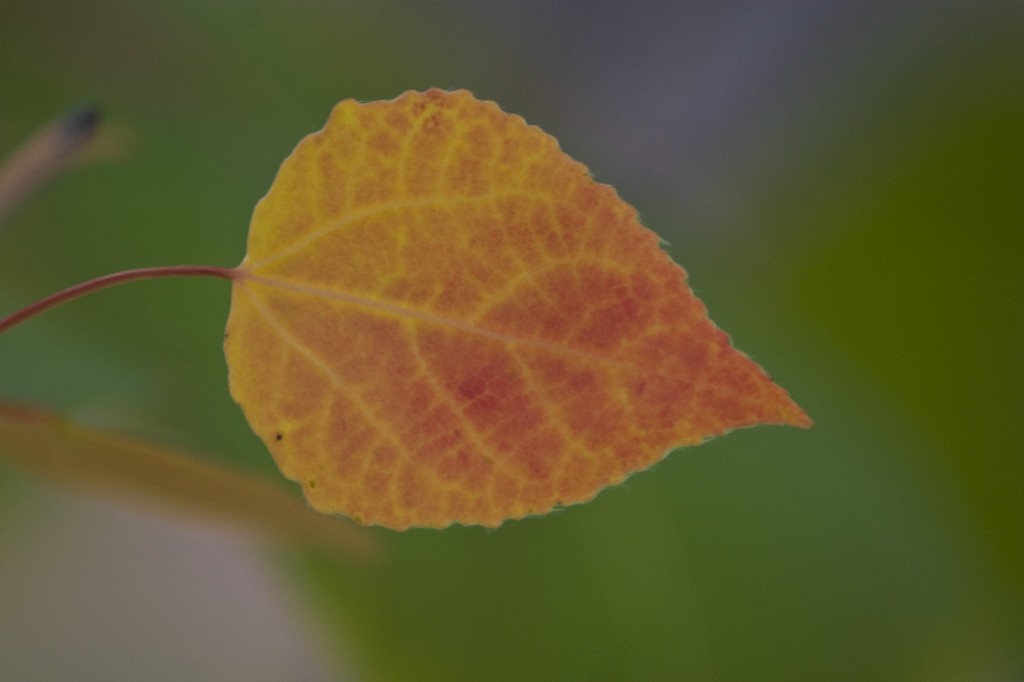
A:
[1,1,1021,680]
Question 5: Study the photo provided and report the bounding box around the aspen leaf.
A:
[224,89,810,530]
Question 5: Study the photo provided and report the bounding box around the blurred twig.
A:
[0,104,100,229]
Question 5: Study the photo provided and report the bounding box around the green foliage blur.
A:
[1,1,1021,680]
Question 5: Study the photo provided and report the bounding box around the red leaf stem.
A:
[0,265,235,335]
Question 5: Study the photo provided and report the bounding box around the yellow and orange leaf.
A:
[224,89,810,530]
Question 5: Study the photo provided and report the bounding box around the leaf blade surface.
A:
[225,89,809,529]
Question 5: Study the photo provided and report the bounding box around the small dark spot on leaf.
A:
[275,432,283,442]
[308,480,316,489]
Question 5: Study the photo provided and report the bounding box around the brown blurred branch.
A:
[0,104,100,229]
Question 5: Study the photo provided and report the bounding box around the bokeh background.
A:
[1,1,1021,680]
